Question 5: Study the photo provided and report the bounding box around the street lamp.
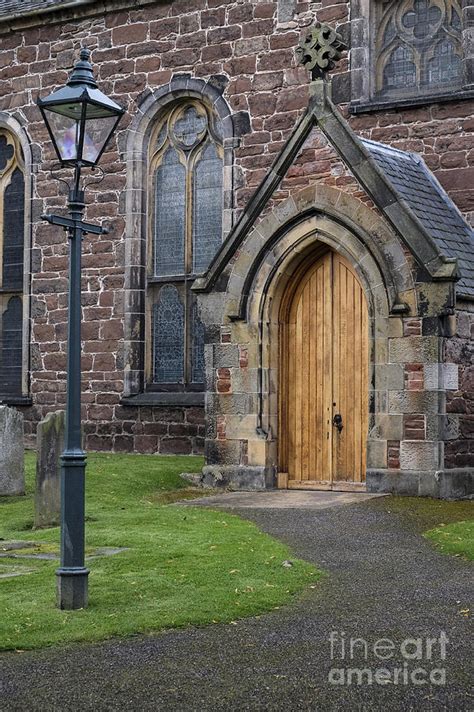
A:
[37,48,124,609]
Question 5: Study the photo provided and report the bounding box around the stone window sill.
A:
[0,396,32,406]
[120,392,204,407]
[349,88,474,115]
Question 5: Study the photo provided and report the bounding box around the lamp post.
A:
[37,48,124,609]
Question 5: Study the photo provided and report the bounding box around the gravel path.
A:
[1,497,472,711]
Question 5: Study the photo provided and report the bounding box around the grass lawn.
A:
[424,520,474,561]
[0,452,318,651]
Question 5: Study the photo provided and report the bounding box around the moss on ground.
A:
[424,520,474,561]
[367,494,473,531]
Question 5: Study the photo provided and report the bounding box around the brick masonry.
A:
[0,0,472,459]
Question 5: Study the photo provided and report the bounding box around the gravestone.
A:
[0,405,25,496]
[35,411,64,528]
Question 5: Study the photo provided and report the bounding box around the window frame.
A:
[0,128,29,403]
[144,99,224,393]
[349,0,474,114]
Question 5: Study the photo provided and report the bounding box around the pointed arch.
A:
[0,112,33,402]
[121,76,246,398]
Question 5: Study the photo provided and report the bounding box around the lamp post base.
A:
[56,567,89,610]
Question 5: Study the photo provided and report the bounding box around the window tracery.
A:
[375,0,463,96]
[0,131,25,397]
[147,102,223,388]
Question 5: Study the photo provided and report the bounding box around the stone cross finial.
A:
[296,22,347,80]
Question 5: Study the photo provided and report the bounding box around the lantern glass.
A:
[37,48,124,168]
[82,114,118,164]
[43,109,80,162]
[42,103,120,166]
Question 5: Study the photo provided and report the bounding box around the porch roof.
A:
[362,139,474,298]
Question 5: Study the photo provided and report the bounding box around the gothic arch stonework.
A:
[199,184,462,496]
[0,111,34,402]
[120,76,248,397]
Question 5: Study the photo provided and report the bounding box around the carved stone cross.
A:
[296,22,347,80]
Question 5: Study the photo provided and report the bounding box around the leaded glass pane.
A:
[153,285,184,383]
[154,147,185,277]
[451,7,461,30]
[0,134,14,172]
[3,168,25,290]
[192,142,223,274]
[402,0,441,39]
[0,295,22,396]
[383,18,396,46]
[192,301,205,383]
[383,45,416,89]
[377,0,463,97]
[172,106,207,148]
[428,39,461,84]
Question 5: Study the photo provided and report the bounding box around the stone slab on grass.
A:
[35,411,64,528]
[178,490,387,510]
[0,406,24,496]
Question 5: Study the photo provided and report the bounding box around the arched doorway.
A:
[278,249,369,490]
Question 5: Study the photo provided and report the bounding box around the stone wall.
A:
[0,0,472,453]
[444,302,474,469]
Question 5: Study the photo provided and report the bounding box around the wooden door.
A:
[279,251,368,490]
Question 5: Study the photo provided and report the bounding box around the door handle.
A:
[333,414,343,433]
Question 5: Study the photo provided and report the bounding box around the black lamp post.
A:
[37,48,124,609]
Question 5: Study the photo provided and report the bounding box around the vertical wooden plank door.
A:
[280,251,368,490]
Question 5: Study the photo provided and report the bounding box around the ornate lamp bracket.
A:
[296,22,347,80]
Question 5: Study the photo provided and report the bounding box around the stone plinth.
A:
[0,406,25,496]
[35,411,64,528]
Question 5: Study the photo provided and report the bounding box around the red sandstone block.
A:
[254,2,275,18]
[403,319,422,336]
[201,44,232,62]
[239,347,249,368]
[440,151,471,168]
[112,23,148,46]
[149,17,179,39]
[270,32,299,50]
[160,437,192,455]
[208,25,242,44]
[318,4,348,21]
[201,8,225,28]
[242,19,274,38]
[224,55,256,76]
[387,440,401,469]
[176,30,206,49]
[217,380,231,394]
[180,13,200,34]
[161,48,201,68]
[229,4,254,23]
[258,49,294,72]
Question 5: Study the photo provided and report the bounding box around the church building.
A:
[0,0,472,497]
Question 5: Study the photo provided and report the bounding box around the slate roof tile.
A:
[361,138,474,298]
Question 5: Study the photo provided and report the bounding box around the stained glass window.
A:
[384,45,417,89]
[154,147,185,277]
[376,0,463,97]
[148,101,223,388]
[153,285,185,383]
[428,39,462,84]
[3,168,25,290]
[193,142,224,274]
[0,296,23,396]
[0,131,25,398]
[192,301,205,384]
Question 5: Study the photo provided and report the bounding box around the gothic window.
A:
[147,102,223,389]
[0,131,25,398]
[375,0,463,98]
